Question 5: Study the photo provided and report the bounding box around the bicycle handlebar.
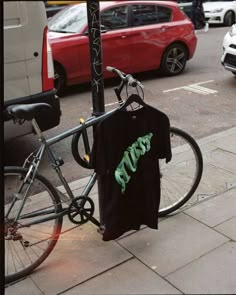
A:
[106,66,143,88]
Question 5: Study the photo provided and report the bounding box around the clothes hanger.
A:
[119,93,147,111]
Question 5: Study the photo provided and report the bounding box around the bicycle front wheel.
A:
[158,127,203,217]
[4,167,63,284]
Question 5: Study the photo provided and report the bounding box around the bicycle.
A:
[4,66,203,284]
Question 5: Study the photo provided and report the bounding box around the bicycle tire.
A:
[4,167,63,284]
[158,127,203,217]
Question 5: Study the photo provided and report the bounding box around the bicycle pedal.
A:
[55,157,64,166]
[97,225,106,235]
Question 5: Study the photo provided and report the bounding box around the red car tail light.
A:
[42,26,54,91]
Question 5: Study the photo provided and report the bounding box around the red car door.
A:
[77,4,131,82]
[100,4,131,76]
[128,4,173,72]
[102,28,131,76]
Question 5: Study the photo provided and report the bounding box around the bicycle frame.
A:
[7,107,120,228]
[35,106,119,193]
[6,70,143,228]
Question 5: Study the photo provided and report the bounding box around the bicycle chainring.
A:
[68,196,95,225]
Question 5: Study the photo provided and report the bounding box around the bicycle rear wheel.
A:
[4,167,63,284]
[158,127,203,217]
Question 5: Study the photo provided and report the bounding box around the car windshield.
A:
[48,4,87,33]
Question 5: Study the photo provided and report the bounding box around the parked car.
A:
[221,23,236,74]
[203,0,236,26]
[48,1,197,96]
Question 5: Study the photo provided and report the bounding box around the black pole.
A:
[86,0,105,116]
[0,1,5,291]
[86,0,105,224]
[0,2,5,290]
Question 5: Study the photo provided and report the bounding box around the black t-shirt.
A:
[91,105,172,241]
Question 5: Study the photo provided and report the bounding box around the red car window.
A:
[101,5,129,31]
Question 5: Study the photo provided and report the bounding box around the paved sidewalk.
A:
[5,127,236,295]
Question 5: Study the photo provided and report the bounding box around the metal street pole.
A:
[0,1,5,290]
[86,0,105,224]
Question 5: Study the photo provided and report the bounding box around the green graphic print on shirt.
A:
[115,133,153,193]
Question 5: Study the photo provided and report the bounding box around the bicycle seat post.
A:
[32,118,45,142]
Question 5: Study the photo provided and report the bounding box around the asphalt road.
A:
[4,26,236,186]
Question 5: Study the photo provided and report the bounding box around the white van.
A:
[4,1,61,141]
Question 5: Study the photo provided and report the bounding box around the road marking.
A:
[183,86,209,95]
[163,80,218,95]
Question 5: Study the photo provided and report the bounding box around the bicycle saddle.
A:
[6,103,53,121]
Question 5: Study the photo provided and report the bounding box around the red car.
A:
[48,1,197,95]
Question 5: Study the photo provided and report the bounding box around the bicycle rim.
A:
[158,127,203,216]
[4,167,63,284]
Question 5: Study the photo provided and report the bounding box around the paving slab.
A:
[166,241,236,294]
[185,188,236,227]
[198,128,236,155]
[215,216,236,241]
[5,277,42,295]
[118,213,228,277]
[203,148,236,173]
[165,146,236,213]
[62,258,181,295]
[194,162,235,196]
[209,132,236,154]
[16,224,132,295]
[197,142,218,154]
[197,127,236,147]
